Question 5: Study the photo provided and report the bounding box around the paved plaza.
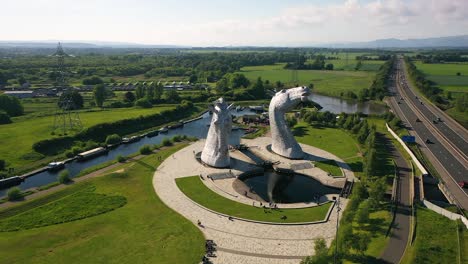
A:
[153,138,354,263]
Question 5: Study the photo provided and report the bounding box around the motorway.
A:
[388,58,468,209]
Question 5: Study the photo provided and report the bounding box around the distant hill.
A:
[325,35,468,48]
[0,41,186,49]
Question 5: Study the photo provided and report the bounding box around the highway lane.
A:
[388,66,468,208]
[397,59,468,159]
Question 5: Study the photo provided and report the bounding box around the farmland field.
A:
[238,63,376,97]
[414,62,468,125]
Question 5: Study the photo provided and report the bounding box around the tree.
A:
[135,98,152,108]
[0,159,5,170]
[456,72,461,76]
[215,77,229,94]
[7,187,22,201]
[154,83,164,100]
[0,111,11,124]
[58,169,71,183]
[301,237,329,264]
[58,89,84,110]
[229,73,250,89]
[123,91,136,103]
[356,200,370,225]
[82,76,103,85]
[146,84,155,101]
[0,94,24,116]
[105,134,122,145]
[0,71,8,86]
[368,177,387,208]
[249,77,265,99]
[162,90,181,103]
[135,85,145,99]
[17,76,27,86]
[189,74,198,83]
[351,233,370,255]
[93,84,106,107]
[325,63,334,70]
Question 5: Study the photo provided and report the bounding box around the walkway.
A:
[379,135,411,264]
[153,139,350,264]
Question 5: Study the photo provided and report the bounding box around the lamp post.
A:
[334,196,342,264]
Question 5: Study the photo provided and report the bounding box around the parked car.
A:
[458,181,468,188]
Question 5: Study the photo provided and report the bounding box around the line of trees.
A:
[404,57,447,106]
[362,56,396,101]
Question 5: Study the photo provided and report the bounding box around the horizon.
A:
[1,0,468,46]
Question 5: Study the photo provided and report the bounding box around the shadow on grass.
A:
[133,159,156,171]
[292,126,308,137]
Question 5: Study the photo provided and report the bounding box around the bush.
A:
[172,135,182,142]
[135,98,152,108]
[162,138,173,146]
[0,111,11,124]
[7,187,22,201]
[71,146,83,155]
[0,159,5,170]
[58,170,71,184]
[117,155,127,163]
[139,145,152,155]
[65,151,75,158]
[105,134,122,145]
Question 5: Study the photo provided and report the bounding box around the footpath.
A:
[379,137,411,264]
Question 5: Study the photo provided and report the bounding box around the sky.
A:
[1,0,467,46]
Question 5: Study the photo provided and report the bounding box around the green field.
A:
[315,159,343,177]
[238,63,377,97]
[0,106,174,169]
[401,206,460,264]
[413,61,468,126]
[176,176,332,223]
[0,143,205,264]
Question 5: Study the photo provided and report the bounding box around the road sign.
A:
[401,135,416,143]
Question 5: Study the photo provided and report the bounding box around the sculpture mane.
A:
[201,98,232,168]
[269,86,311,159]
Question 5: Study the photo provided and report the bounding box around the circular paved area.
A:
[153,138,352,263]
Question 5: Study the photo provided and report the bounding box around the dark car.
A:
[459,181,468,188]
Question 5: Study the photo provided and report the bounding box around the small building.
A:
[4,90,34,98]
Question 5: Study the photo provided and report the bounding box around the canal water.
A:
[0,94,387,197]
[310,93,388,115]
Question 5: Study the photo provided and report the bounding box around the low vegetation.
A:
[401,205,459,264]
[0,143,205,263]
[0,185,127,231]
[176,176,332,223]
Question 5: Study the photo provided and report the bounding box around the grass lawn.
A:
[401,206,459,264]
[315,160,343,177]
[176,176,332,223]
[293,122,364,178]
[293,122,362,160]
[0,106,174,169]
[238,64,376,97]
[0,143,205,264]
[343,208,392,263]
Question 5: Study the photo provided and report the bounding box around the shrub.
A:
[65,151,75,158]
[58,169,71,184]
[0,159,5,170]
[71,146,83,155]
[7,187,22,201]
[172,135,182,142]
[0,111,11,124]
[162,138,173,146]
[135,98,152,108]
[139,145,152,155]
[117,155,126,163]
[105,134,122,145]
